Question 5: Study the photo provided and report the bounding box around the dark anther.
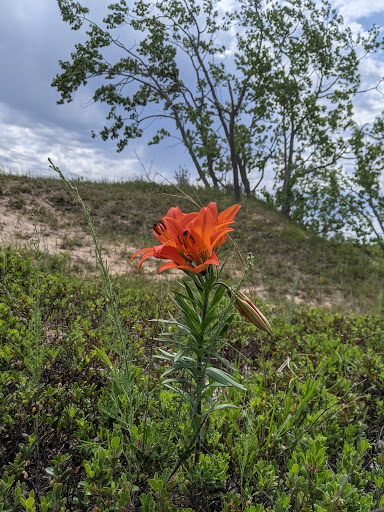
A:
[183,230,189,237]
[153,220,166,235]
[189,233,196,244]
[177,235,183,246]
[153,223,162,235]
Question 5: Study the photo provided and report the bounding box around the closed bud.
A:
[232,290,272,333]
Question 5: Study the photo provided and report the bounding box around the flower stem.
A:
[195,355,202,466]
[194,271,211,466]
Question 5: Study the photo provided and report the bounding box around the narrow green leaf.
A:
[207,284,226,314]
[174,347,191,362]
[93,346,113,368]
[264,405,276,447]
[202,404,237,416]
[183,280,203,309]
[163,384,196,408]
[162,361,195,377]
[295,379,318,419]
[163,378,191,386]
[205,367,246,390]
[214,353,235,371]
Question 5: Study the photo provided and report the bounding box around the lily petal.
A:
[137,250,156,272]
[131,247,153,261]
[218,204,241,224]
[131,202,240,274]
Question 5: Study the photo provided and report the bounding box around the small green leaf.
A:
[26,496,34,508]
[111,437,120,450]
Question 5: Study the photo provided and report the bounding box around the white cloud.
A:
[332,0,384,25]
[0,104,140,181]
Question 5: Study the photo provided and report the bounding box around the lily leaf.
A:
[164,384,197,408]
[202,404,237,416]
[183,280,203,310]
[93,346,113,369]
[205,367,246,390]
[207,284,226,315]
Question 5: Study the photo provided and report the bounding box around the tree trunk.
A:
[239,159,251,196]
[233,161,241,201]
[281,182,292,217]
[229,114,241,201]
[281,118,296,216]
[172,106,211,188]
[207,156,219,188]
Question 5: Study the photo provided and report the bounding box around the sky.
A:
[1,0,384,185]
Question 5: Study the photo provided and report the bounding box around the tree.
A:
[54,0,271,199]
[236,0,383,217]
[53,0,382,208]
[299,115,384,250]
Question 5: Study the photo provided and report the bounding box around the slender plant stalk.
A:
[259,330,268,445]
[166,415,209,484]
[194,271,211,466]
[48,159,130,363]
[195,356,203,466]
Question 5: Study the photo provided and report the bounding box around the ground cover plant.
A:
[2,173,384,511]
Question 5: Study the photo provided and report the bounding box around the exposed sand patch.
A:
[0,203,346,308]
[0,199,180,278]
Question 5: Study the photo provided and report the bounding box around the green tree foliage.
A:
[54,0,259,199]
[53,0,382,210]
[245,1,382,217]
[299,114,384,249]
[348,116,384,248]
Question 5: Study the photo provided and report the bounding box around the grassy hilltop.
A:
[1,172,384,313]
[1,172,384,511]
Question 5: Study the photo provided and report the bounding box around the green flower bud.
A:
[233,291,272,333]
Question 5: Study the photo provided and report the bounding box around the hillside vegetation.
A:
[1,173,384,510]
[1,172,384,313]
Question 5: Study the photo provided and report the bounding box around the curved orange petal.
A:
[168,207,196,230]
[207,202,218,222]
[218,204,241,224]
[215,219,236,231]
[153,219,174,244]
[192,206,215,249]
[137,250,156,272]
[191,251,219,273]
[209,226,234,251]
[162,216,185,240]
[180,212,198,228]
[165,206,184,220]
[153,244,186,265]
[158,261,183,273]
[160,261,199,273]
[165,206,197,223]
[178,228,205,264]
[131,247,154,261]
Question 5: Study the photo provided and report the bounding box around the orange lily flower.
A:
[131,202,241,274]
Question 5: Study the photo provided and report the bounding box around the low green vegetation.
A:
[1,174,384,510]
[0,249,384,509]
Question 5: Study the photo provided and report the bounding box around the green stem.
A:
[166,414,209,484]
[194,273,211,466]
[195,356,202,466]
